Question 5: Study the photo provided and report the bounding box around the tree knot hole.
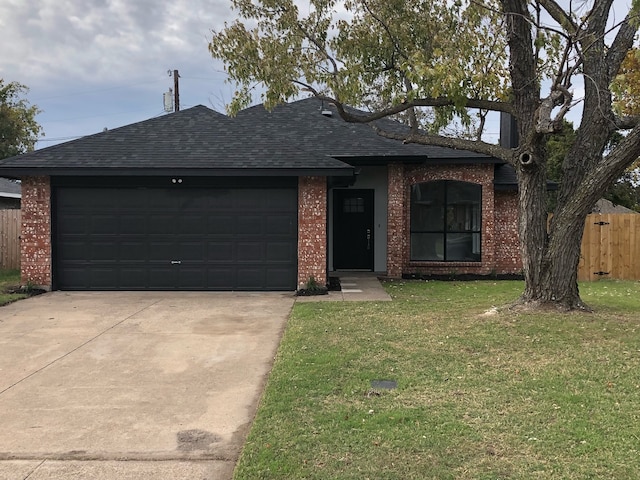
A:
[519,152,534,166]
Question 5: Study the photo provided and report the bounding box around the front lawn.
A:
[235,280,640,479]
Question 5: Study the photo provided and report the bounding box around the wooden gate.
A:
[578,213,640,281]
[0,209,21,270]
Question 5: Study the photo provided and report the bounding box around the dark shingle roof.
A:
[237,97,497,162]
[0,105,353,177]
[0,98,508,179]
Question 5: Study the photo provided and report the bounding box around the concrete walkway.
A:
[296,273,392,302]
[0,291,294,480]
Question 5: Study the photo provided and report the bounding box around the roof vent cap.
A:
[321,109,333,117]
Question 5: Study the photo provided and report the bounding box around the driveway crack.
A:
[0,299,164,397]
[22,459,45,479]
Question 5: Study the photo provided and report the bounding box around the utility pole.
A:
[173,69,180,112]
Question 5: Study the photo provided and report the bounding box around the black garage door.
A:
[53,183,298,290]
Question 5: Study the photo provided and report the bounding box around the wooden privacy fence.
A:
[0,210,21,270]
[578,213,640,281]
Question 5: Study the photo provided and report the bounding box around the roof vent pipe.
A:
[320,99,333,117]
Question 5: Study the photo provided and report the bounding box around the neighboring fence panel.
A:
[578,213,640,281]
[0,209,21,270]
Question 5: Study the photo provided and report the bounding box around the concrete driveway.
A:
[0,291,294,479]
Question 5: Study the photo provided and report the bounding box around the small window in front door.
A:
[343,197,365,213]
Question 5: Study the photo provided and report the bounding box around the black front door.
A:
[333,189,374,270]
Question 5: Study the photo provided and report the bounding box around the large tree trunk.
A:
[502,0,628,311]
[513,136,588,311]
[536,211,589,310]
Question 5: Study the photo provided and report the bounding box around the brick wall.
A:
[298,176,327,287]
[387,163,405,277]
[494,190,522,273]
[386,164,520,277]
[20,176,52,288]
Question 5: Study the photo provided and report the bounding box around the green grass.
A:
[0,269,27,306]
[234,279,640,479]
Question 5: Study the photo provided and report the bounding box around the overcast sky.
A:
[1,0,629,151]
[1,0,238,148]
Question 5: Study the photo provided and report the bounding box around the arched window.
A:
[410,180,481,261]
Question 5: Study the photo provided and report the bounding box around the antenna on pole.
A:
[163,88,174,113]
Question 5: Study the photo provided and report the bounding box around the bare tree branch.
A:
[370,124,512,161]
[402,76,419,134]
[536,85,573,133]
[614,115,640,129]
[325,96,512,125]
[538,0,578,34]
[606,11,640,80]
[294,20,339,76]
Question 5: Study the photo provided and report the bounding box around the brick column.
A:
[494,190,523,273]
[387,163,405,277]
[297,176,327,288]
[20,176,52,288]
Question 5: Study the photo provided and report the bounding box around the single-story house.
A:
[0,177,21,209]
[0,98,522,291]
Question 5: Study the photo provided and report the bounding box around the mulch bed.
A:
[1,285,47,297]
[402,273,525,281]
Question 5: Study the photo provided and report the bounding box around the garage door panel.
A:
[236,216,264,235]
[207,268,235,289]
[148,215,175,234]
[119,268,148,288]
[57,240,87,261]
[54,185,297,290]
[91,242,118,261]
[120,242,148,261]
[57,214,86,234]
[178,242,206,261]
[147,192,179,209]
[179,215,208,234]
[89,268,118,289]
[178,268,207,289]
[148,242,174,261]
[266,215,294,234]
[120,215,148,234]
[266,191,297,210]
[266,243,295,262]
[236,268,265,289]
[146,268,177,288]
[207,242,234,261]
[208,217,235,234]
[237,243,265,262]
[57,267,87,289]
[267,268,298,289]
[205,190,235,208]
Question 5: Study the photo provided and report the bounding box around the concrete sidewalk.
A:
[296,273,392,302]
[0,291,294,479]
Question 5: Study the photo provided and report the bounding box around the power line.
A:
[32,79,167,102]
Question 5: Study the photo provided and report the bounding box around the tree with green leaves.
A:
[210,0,640,310]
[0,79,42,159]
[546,124,640,212]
